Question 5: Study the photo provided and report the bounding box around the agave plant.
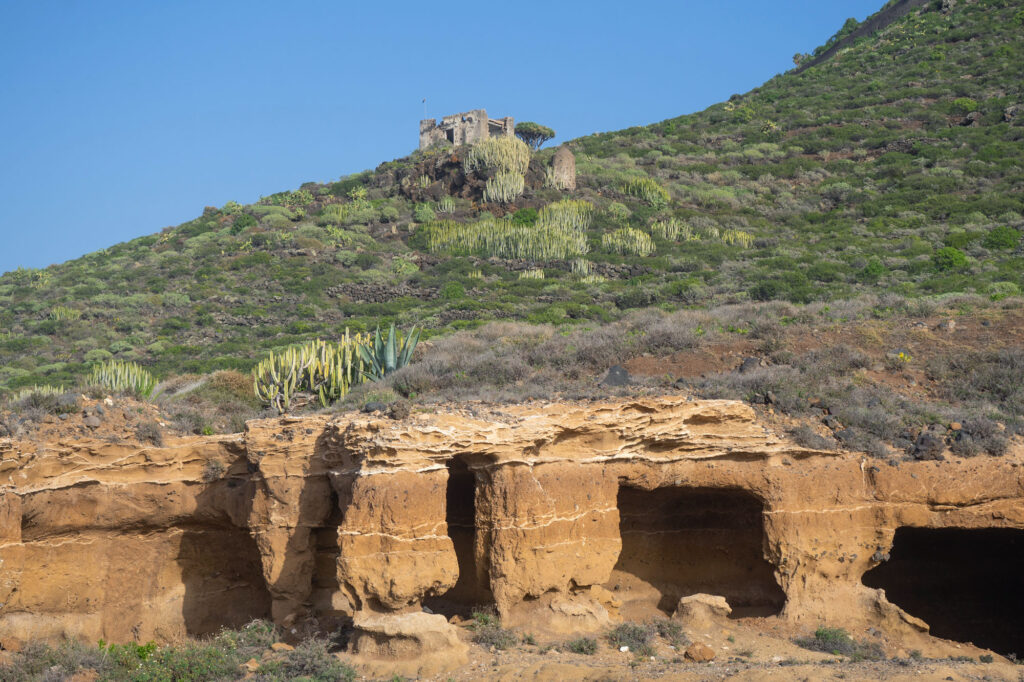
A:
[359,323,421,381]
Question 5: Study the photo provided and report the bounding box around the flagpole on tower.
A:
[422,98,426,118]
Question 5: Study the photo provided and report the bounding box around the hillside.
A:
[0,0,1022,424]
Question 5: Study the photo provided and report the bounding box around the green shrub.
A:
[83,349,113,363]
[510,207,538,226]
[983,226,1021,250]
[606,202,631,221]
[274,637,356,681]
[469,610,518,650]
[932,246,968,271]
[566,637,598,655]
[231,213,257,234]
[794,627,884,661]
[440,281,466,300]
[859,257,887,283]
[988,281,1021,300]
[413,203,436,223]
[951,97,979,115]
[607,622,655,656]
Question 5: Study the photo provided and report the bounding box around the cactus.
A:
[722,228,755,248]
[49,305,82,321]
[602,228,656,256]
[571,259,593,277]
[648,219,694,242]
[622,177,670,207]
[484,171,525,203]
[358,323,420,381]
[437,196,456,214]
[518,268,545,280]
[420,199,594,261]
[253,331,369,413]
[463,136,531,175]
[89,360,157,398]
[7,384,66,404]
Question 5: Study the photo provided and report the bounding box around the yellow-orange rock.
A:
[1,396,1022,672]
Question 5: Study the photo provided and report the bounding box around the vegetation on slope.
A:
[0,0,1021,455]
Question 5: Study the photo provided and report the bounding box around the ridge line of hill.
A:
[796,0,933,72]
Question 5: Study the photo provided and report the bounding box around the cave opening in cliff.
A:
[178,523,273,636]
[310,486,347,629]
[424,456,493,617]
[606,486,785,618]
[862,527,1024,657]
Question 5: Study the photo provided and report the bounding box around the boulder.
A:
[673,593,732,630]
[350,610,468,678]
[684,642,716,662]
[600,365,631,387]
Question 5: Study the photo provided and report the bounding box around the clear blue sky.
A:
[0,1,884,275]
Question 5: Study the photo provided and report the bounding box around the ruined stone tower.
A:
[419,109,514,150]
[551,146,576,190]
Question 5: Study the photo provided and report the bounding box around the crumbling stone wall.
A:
[419,109,513,150]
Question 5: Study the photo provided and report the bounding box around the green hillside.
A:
[1,0,1022,397]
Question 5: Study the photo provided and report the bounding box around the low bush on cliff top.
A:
[0,620,356,682]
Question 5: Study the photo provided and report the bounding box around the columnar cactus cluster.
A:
[252,331,369,414]
[622,176,670,207]
[89,360,157,398]
[602,228,656,256]
[422,199,595,261]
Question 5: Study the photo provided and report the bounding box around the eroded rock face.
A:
[2,397,1023,668]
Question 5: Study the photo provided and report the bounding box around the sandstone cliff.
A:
[1,397,1021,674]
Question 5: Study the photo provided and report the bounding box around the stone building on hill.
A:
[419,109,514,150]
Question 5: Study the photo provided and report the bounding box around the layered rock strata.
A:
[2,398,1022,672]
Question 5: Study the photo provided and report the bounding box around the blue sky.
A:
[0,1,884,275]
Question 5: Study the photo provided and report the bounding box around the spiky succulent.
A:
[358,323,420,381]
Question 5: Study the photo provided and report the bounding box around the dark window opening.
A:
[424,457,493,617]
[445,128,455,143]
[863,527,1024,657]
[606,486,785,618]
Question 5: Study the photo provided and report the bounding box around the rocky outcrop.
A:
[2,397,1022,672]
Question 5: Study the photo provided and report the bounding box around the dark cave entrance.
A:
[606,486,785,617]
[424,456,493,617]
[310,486,347,630]
[862,527,1024,657]
[179,523,272,636]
